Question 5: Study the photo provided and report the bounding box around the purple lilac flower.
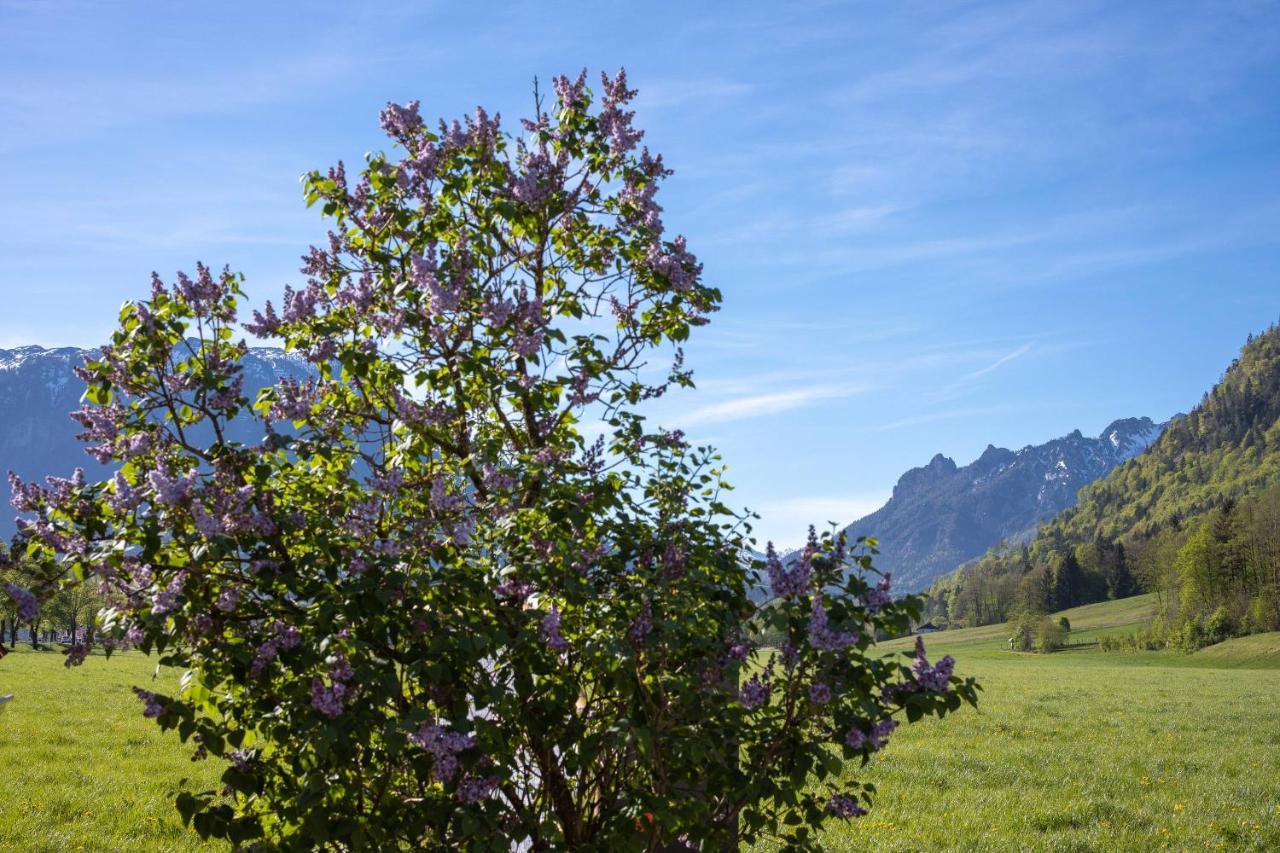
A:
[494,577,532,601]
[3,583,38,622]
[250,621,302,676]
[244,301,281,336]
[215,586,240,613]
[8,473,45,513]
[409,723,475,781]
[827,795,867,818]
[108,471,141,512]
[809,683,832,705]
[728,641,751,662]
[862,573,893,612]
[911,636,955,693]
[63,644,89,667]
[847,718,899,751]
[151,572,186,616]
[456,774,500,804]
[132,687,164,718]
[147,469,193,506]
[540,606,569,652]
[552,69,588,108]
[628,601,653,645]
[191,502,222,538]
[310,678,347,718]
[808,598,858,652]
[330,656,354,683]
[229,749,255,772]
[738,674,770,710]
[380,100,423,138]
[870,718,899,749]
[765,542,811,599]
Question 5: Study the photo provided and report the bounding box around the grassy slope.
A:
[0,648,220,852]
[792,595,1280,851]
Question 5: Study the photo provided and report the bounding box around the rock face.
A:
[0,345,313,536]
[839,417,1167,592]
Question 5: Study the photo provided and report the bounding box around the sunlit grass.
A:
[758,595,1280,851]
[2,594,1278,850]
[0,647,220,852]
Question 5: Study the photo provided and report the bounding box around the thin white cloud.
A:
[638,79,754,110]
[959,342,1033,383]
[682,383,872,426]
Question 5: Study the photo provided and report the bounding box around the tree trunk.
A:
[29,622,41,650]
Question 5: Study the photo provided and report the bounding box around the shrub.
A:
[1,71,977,850]
[1057,616,1071,633]
[1008,610,1040,652]
[1203,606,1234,646]
[1035,617,1066,653]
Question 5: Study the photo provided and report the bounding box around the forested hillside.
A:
[925,322,1280,645]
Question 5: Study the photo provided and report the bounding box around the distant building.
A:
[916,622,942,634]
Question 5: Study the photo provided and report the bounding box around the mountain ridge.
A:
[835,415,1168,592]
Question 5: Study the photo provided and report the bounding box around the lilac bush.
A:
[2,70,976,850]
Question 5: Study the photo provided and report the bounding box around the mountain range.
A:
[2,345,1167,594]
[834,416,1168,592]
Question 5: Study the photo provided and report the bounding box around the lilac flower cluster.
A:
[911,636,955,693]
[147,468,195,506]
[108,471,141,512]
[764,542,811,599]
[540,606,570,652]
[8,472,45,513]
[809,683,832,705]
[494,576,532,602]
[628,600,653,645]
[552,69,588,108]
[846,718,899,752]
[826,796,867,818]
[310,678,347,718]
[409,723,475,781]
[151,572,187,616]
[3,583,38,622]
[862,573,893,612]
[269,376,317,422]
[807,598,858,652]
[738,674,771,710]
[250,621,302,676]
[597,69,643,158]
[644,235,701,292]
[456,773,499,805]
[132,687,164,718]
[379,99,424,138]
[215,586,240,613]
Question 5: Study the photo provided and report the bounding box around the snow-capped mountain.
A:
[836,416,1170,593]
[0,344,313,536]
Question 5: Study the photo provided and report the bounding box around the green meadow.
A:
[2,594,1279,851]
[0,648,219,852]
[799,595,1280,852]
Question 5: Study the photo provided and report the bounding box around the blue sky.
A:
[2,0,1279,548]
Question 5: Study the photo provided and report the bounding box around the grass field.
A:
[0,648,219,852]
[792,595,1280,851]
[2,594,1278,851]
